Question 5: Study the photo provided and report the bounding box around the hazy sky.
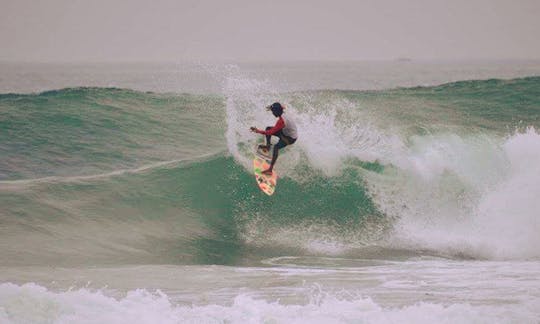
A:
[1,0,539,62]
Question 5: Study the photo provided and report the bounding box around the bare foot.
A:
[262,168,273,175]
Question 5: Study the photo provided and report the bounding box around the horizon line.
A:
[2,57,540,65]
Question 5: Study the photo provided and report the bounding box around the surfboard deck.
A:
[255,144,273,160]
[253,145,277,195]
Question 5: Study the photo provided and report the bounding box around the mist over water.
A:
[1,62,540,323]
[2,60,540,94]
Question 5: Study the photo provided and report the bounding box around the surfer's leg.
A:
[264,127,273,147]
[262,139,287,175]
[270,144,279,166]
[260,127,283,152]
[258,127,274,152]
[262,148,277,176]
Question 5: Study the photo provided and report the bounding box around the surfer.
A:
[250,102,298,175]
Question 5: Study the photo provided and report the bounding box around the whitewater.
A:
[1,61,540,323]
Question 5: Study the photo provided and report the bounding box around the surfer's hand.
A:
[250,127,258,133]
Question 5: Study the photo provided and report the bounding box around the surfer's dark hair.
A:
[269,102,283,116]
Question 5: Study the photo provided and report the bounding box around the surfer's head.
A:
[268,102,283,117]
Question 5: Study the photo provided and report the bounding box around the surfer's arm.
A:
[256,118,284,135]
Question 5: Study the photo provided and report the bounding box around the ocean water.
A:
[1,61,540,323]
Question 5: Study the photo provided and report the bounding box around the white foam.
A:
[471,127,540,258]
[220,68,540,260]
[222,69,404,178]
[222,66,280,170]
[1,283,537,324]
[379,128,540,260]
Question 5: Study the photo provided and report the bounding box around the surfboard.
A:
[255,144,273,160]
[253,145,277,195]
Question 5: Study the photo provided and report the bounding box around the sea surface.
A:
[1,60,540,323]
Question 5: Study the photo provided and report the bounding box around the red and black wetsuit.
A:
[256,116,297,167]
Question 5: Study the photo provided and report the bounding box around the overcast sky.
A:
[1,0,539,62]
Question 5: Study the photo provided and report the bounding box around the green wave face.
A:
[0,88,225,180]
[337,77,540,135]
[1,77,540,265]
[0,155,383,266]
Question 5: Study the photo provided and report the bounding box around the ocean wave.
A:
[1,77,540,265]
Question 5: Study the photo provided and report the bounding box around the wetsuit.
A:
[256,114,297,167]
